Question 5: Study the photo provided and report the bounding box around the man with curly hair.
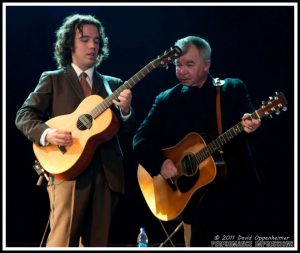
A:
[15,14,135,247]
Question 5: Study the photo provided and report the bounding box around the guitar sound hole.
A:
[77,114,93,130]
[181,154,198,176]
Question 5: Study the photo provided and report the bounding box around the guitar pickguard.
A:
[177,170,200,193]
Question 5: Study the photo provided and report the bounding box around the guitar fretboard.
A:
[195,111,259,164]
[89,61,156,119]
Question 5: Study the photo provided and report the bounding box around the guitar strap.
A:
[213,78,225,135]
[102,75,119,110]
[216,87,222,135]
[213,78,227,177]
[101,75,113,96]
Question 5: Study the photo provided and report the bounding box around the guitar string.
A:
[76,63,155,129]
[193,122,245,165]
[76,50,179,129]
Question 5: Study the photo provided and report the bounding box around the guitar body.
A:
[31,46,182,181]
[137,132,226,221]
[137,92,287,221]
[33,95,120,181]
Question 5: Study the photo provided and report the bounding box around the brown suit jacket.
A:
[15,66,135,194]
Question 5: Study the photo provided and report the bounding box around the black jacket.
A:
[133,75,260,184]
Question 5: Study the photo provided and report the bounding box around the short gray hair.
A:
[175,36,211,62]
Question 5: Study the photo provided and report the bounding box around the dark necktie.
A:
[79,72,92,97]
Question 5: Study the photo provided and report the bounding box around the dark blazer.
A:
[133,75,260,184]
[16,66,135,194]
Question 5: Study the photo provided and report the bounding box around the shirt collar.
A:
[71,63,94,84]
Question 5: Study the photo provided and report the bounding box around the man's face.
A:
[175,44,210,88]
[72,24,100,70]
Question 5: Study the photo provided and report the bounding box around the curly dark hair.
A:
[54,14,109,68]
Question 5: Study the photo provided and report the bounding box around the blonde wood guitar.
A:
[33,95,119,181]
[33,46,182,181]
[138,92,287,221]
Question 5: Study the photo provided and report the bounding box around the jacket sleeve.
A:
[15,72,53,144]
[105,75,136,134]
[132,94,168,177]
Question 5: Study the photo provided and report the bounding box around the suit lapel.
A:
[64,66,108,99]
[64,66,85,100]
[93,71,108,98]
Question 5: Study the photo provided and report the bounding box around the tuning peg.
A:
[282,106,287,111]
[269,96,273,100]
[275,110,281,115]
[269,114,273,118]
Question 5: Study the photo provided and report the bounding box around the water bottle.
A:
[137,227,148,247]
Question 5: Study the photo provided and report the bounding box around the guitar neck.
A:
[106,61,157,106]
[195,111,259,163]
[90,61,156,118]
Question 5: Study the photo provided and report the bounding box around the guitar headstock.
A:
[152,46,182,69]
[256,92,288,119]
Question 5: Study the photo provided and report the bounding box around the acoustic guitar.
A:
[33,46,182,181]
[138,92,287,221]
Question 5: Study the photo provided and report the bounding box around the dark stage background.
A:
[4,4,295,248]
